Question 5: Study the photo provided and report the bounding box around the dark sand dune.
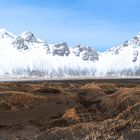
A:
[0,79,140,139]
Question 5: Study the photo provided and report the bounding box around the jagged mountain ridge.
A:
[97,32,140,76]
[0,28,98,77]
[0,28,140,77]
[0,29,98,60]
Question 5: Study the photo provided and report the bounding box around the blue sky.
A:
[0,0,140,51]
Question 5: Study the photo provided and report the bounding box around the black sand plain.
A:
[0,78,140,140]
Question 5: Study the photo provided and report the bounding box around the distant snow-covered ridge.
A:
[0,28,140,77]
[0,28,98,77]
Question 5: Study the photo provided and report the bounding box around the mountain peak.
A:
[0,28,7,32]
[0,28,15,39]
[19,31,37,43]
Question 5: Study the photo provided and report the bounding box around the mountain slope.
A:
[96,32,140,76]
[0,28,140,78]
[0,29,98,77]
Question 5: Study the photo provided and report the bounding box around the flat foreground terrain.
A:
[0,79,140,139]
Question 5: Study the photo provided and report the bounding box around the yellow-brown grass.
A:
[62,108,80,122]
[97,83,118,90]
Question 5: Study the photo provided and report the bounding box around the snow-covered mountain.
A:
[0,28,98,77]
[0,28,140,78]
[96,32,140,76]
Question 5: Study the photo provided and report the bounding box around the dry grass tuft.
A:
[81,83,101,90]
[0,92,47,111]
[97,83,118,90]
[6,93,46,104]
[62,108,80,123]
